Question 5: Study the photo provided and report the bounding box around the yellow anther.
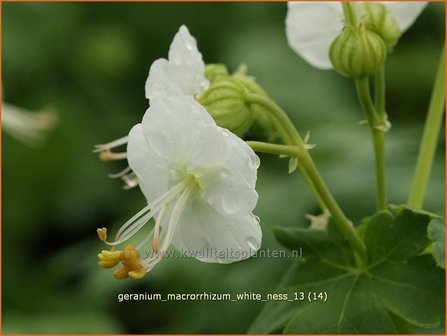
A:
[99,250,122,259]
[97,227,107,241]
[121,244,146,279]
[97,250,122,269]
[99,244,145,280]
[99,260,120,268]
[129,271,146,279]
[113,267,130,279]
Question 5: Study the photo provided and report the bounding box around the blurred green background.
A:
[2,2,445,334]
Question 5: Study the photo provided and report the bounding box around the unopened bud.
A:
[329,26,387,77]
[199,78,254,137]
[362,3,401,51]
[205,64,230,83]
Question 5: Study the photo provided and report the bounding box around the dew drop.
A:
[222,196,238,215]
[221,129,230,137]
[248,154,261,170]
[246,237,259,251]
[220,168,229,178]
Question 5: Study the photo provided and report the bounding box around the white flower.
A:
[286,2,427,69]
[145,25,209,101]
[97,96,261,279]
[94,25,209,189]
[2,103,57,146]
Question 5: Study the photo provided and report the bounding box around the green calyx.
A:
[329,25,387,78]
[362,3,401,51]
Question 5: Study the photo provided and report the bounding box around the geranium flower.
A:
[97,96,262,279]
[286,2,427,69]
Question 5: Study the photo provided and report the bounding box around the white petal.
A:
[168,25,204,67]
[172,196,262,264]
[382,2,427,32]
[145,59,184,101]
[127,124,171,204]
[286,2,344,69]
[196,128,259,218]
[219,128,260,189]
[141,96,228,171]
[145,25,209,100]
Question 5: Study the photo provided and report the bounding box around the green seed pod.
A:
[329,26,387,78]
[198,78,254,137]
[362,3,401,51]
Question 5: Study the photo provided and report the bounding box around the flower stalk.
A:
[355,76,388,210]
[342,2,358,28]
[245,93,367,264]
[408,46,445,208]
[246,141,301,157]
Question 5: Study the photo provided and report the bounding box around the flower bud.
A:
[362,3,401,51]
[329,26,387,77]
[198,78,254,137]
[204,64,230,83]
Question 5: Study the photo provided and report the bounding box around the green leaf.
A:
[272,218,355,268]
[248,258,350,334]
[365,207,434,263]
[427,218,445,268]
[283,275,398,334]
[249,258,400,333]
[370,256,444,328]
[250,206,445,334]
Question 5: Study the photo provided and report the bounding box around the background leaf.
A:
[251,206,445,334]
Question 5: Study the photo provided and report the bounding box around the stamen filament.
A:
[115,180,188,240]
[98,180,191,247]
[152,205,167,252]
[141,182,194,271]
[108,167,132,178]
[136,227,155,250]
[115,204,152,240]
[93,136,129,152]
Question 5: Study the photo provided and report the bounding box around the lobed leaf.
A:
[250,206,445,334]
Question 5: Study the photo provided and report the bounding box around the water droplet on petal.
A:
[222,196,238,215]
[246,237,259,252]
[221,129,230,137]
[248,154,260,170]
[220,168,229,178]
